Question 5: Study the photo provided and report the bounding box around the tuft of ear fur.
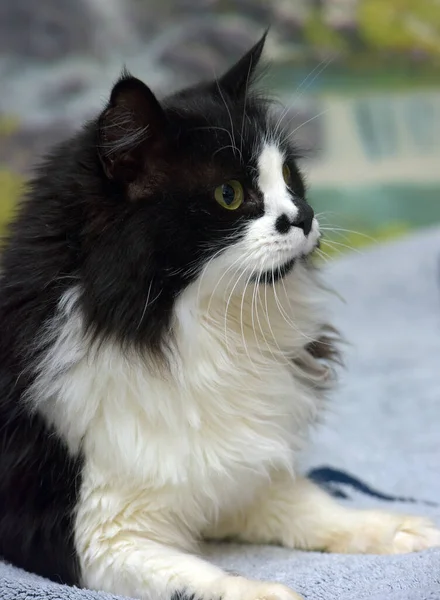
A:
[305,325,343,368]
[97,70,166,183]
[216,30,268,100]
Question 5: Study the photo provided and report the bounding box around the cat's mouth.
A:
[257,258,296,284]
[255,239,320,284]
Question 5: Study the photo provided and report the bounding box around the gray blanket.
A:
[1,227,439,600]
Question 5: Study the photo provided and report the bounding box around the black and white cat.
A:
[0,34,438,600]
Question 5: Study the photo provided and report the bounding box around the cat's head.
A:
[81,33,320,347]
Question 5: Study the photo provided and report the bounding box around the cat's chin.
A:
[253,241,319,284]
[255,258,296,285]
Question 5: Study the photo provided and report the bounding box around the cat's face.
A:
[89,34,320,343]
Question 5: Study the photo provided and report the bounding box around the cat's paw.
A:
[326,511,440,555]
[390,516,440,553]
[220,576,304,600]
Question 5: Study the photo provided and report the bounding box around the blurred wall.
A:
[1,0,439,253]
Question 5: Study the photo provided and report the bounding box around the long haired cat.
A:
[0,33,438,600]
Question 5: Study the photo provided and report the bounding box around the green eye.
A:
[214,180,244,210]
[282,163,291,184]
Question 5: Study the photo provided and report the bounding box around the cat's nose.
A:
[275,204,314,236]
[294,204,314,236]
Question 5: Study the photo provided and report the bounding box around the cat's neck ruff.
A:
[29,262,328,501]
[176,259,325,369]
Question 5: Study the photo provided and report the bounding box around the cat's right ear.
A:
[97,72,166,183]
[215,30,267,101]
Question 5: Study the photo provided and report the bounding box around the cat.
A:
[0,32,438,600]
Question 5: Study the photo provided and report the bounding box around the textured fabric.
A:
[1,227,439,599]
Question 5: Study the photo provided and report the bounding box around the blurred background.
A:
[1,0,439,256]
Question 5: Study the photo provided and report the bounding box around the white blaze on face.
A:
[257,143,298,222]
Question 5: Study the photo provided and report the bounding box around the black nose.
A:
[295,203,314,236]
[275,204,314,236]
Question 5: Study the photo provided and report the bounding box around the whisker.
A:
[281,109,330,145]
[275,266,316,345]
[254,271,281,365]
[250,266,266,360]
[261,260,291,363]
[254,260,287,365]
[239,267,260,374]
[206,254,245,316]
[322,238,365,255]
[221,252,261,363]
[275,276,303,331]
[273,56,334,140]
[212,144,243,160]
[222,261,249,359]
[192,125,236,154]
[136,279,161,331]
[314,211,340,225]
[320,226,379,244]
[215,80,241,162]
[240,54,254,159]
[196,246,231,307]
[315,247,332,264]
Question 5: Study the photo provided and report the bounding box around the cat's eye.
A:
[214,180,244,210]
[282,163,291,184]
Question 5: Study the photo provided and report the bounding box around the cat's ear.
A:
[216,30,268,100]
[97,71,166,182]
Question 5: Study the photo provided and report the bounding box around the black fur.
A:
[0,34,310,585]
[170,591,207,600]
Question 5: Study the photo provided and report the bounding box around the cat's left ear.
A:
[215,30,268,100]
[97,71,167,183]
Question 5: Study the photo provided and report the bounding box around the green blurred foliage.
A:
[358,0,440,55]
[0,116,20,136]
[320,222,411,260]
[304,9,347,52]
[0,116,24,236]
[0,169,22,235]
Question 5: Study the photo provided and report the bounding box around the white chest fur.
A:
[30,265,327,525]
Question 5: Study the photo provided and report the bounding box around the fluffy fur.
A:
[0,33,438,600]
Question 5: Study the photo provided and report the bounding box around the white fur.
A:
[29,143,440,600]
[257,143,299,220]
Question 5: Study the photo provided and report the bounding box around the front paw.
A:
[220,576,304,600]
[326,511,440,555]
[390,516,440,553]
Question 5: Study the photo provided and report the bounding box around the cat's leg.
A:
[205,471,440,554]
[74,479,303,600]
